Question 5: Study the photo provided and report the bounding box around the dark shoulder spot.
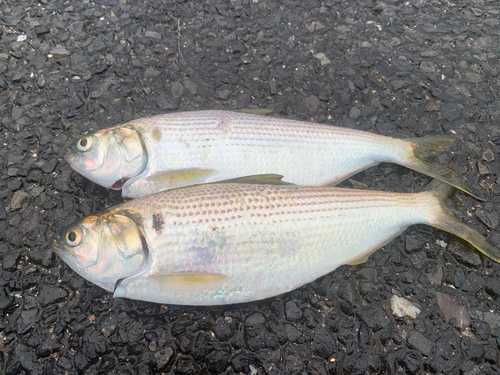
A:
[152,213,164,234]
[152,128,162,141]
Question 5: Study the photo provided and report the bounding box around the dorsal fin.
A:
[232,108,273,116]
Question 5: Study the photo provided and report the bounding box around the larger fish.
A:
[52,179,499,305]
[65,110,479,199]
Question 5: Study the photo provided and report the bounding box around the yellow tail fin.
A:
[426,180,500,262]
[400,135,483,200]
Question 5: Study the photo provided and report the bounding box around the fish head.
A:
[52,211,148,292]
[64,127,148,189]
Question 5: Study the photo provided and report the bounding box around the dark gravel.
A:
[1,0,500,374]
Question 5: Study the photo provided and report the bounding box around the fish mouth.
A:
[51,226,75,253]
[68,140,79,154]
[51,237,73,266]
[51,229,65,250]
[52,239,61,249]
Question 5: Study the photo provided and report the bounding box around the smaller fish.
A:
[52,178,499,305]
[64,110,481,199]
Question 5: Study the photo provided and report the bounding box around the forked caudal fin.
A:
[426,180,500,262]
[400,135,484,201]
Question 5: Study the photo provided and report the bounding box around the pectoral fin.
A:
[147,169,216,188]
[148,273,229,294]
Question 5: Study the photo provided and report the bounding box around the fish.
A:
[52,177,500,306]
[64,110,480,199]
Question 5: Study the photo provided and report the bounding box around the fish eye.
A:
[77,136,93,152]
[66,227,83,247]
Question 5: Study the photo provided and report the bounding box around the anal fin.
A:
[347,229,406,265]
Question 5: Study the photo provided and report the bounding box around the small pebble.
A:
[407,331,433,357]
[314,52,331,66]
[390,295,421,320]
[285,301,303,322]
[8,179,22,191]
[482,149,495,162]
[436,292,470,329]
[420,61,435,73]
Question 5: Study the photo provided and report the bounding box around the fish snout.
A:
[65,140,80,157]
[52,228,66,248]
[68,138,79,153]
[63,145,77,167]
[52,225,74,250]
[52,236,62,251]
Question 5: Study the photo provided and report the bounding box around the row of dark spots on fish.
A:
[170,208,336,225]
[168,195,277,207]
[173,187,373,204]
[171,214,331,227]
[168,199,372,213]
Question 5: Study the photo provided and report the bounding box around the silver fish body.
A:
[52,182,499,305]
[65,110,478,199]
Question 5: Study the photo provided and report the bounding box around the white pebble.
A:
[391,295,421,320]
